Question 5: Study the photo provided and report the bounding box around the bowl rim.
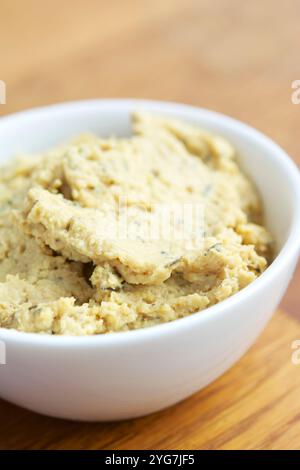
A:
[0,98,299,348]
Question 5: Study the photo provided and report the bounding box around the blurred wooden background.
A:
[0,0,299,450]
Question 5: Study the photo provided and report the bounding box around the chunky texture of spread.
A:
[0,113,273,335]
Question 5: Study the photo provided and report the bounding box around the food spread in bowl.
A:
[0,113,273,335]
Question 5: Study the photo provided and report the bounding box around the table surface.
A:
[0,0,299,450]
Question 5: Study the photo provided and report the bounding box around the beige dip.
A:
[0,113,272,335]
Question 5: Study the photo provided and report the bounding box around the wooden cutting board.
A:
[1,310,300,450]
[0,0,299,450]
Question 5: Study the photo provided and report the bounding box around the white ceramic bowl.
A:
[0,100,299,422]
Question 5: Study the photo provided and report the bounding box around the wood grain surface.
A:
[0,0,299,450]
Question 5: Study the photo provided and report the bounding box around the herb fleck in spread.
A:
[0,113,273,335]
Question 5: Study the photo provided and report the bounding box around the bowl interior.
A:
[0,100,298,253]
